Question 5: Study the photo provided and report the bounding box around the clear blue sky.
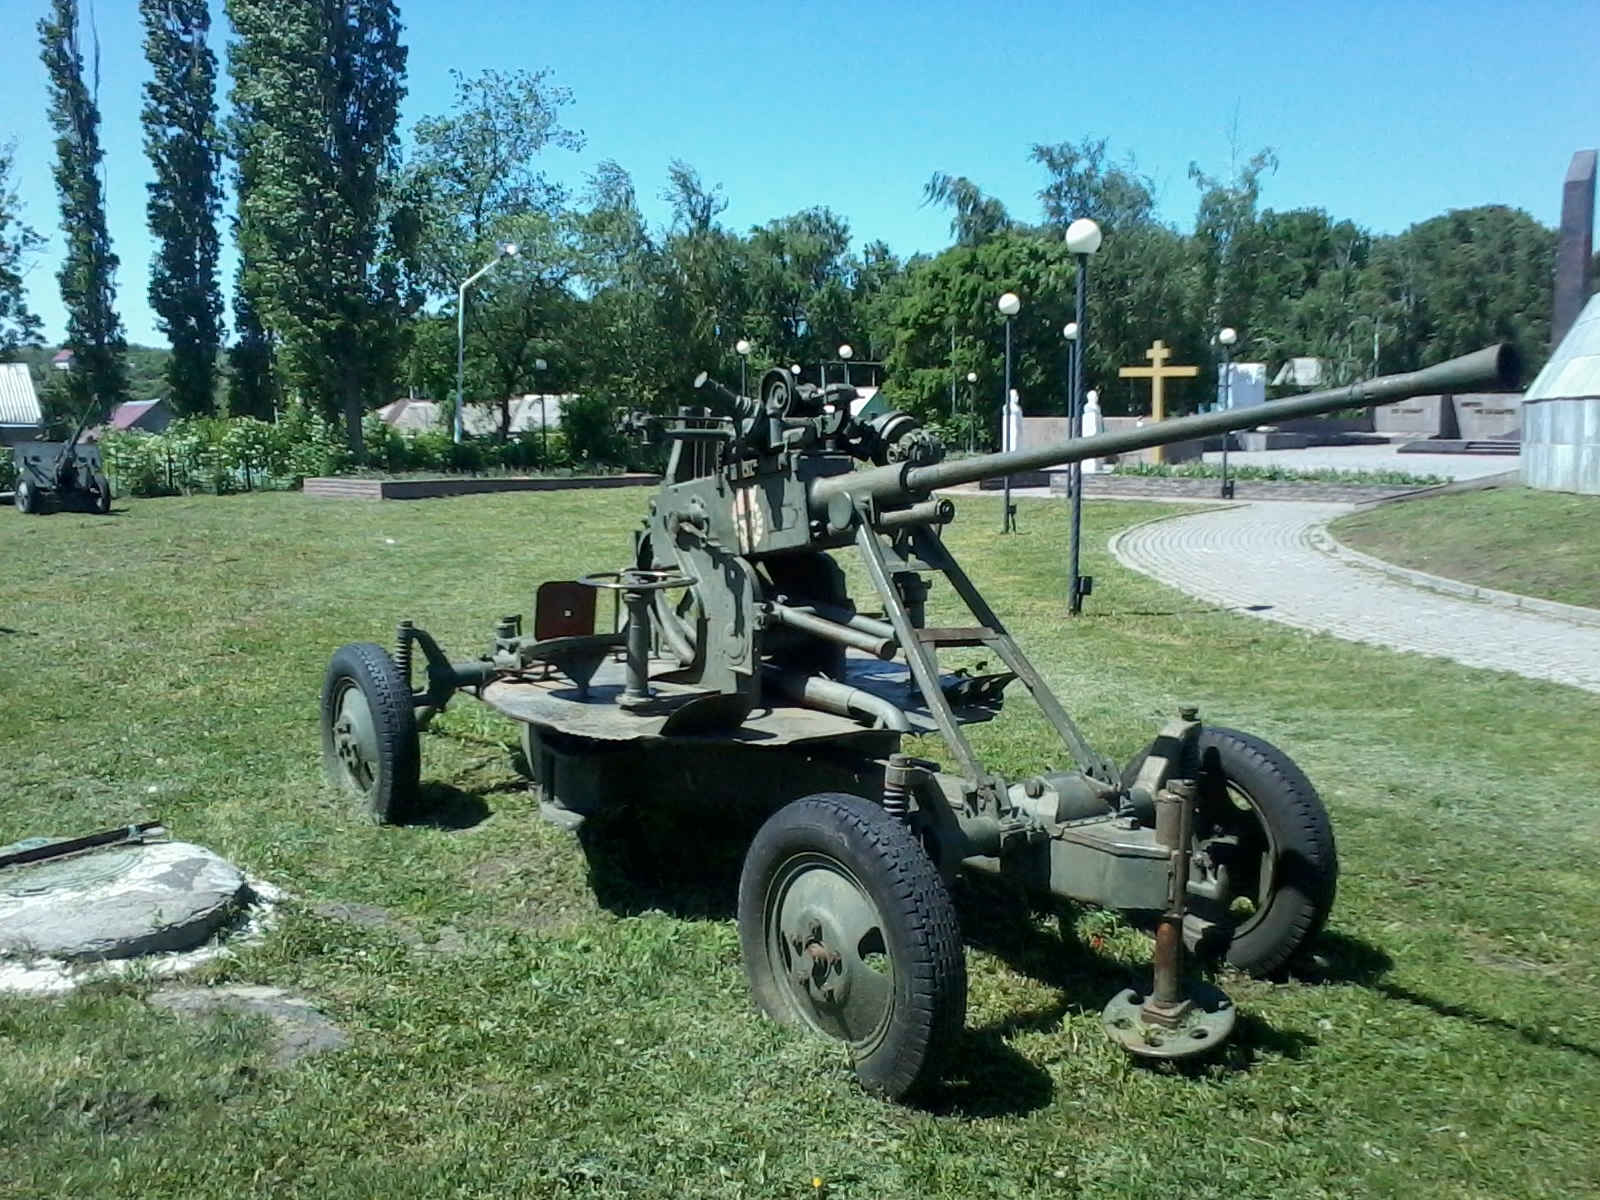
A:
[1,0,1596,346]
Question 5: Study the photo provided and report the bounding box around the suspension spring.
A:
[394,620,415,692]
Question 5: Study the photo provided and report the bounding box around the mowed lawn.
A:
[1,488,1598,1200]
[1332,485,1600,611]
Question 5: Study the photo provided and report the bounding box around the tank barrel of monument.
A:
[811,343,1521,511]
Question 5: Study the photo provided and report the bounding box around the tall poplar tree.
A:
[141,0,223,415]
[38,0,127,413]
[226,0,409,452]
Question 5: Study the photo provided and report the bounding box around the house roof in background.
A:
[0,363,42,427]
[108,400,162,430]
[1526,292,1600,401]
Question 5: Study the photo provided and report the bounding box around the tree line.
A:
[0,0,1566,459]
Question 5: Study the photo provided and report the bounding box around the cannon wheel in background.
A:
[321,642,420,823]
[1124,726,1338,976]
[92,473,112,514]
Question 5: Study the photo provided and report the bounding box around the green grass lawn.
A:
[2,489,1598,1200]
[1331,485,1600,610]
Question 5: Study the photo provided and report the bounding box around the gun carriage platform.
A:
[320,345,1520,1100]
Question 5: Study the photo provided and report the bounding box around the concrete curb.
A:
[1309,525,1600,629]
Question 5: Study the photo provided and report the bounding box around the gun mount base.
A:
[1102,981,1237,1058]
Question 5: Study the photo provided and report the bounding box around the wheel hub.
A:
[769,860,893,1047]
[331,686,378,793]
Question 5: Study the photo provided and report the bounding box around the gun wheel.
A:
[14,479,37,514]
[321,642,420,823]
[91,473,112,514]
[1183,727,1338,975]
[738,792,966,1101]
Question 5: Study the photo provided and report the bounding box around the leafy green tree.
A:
[226,0,410,453]
[0,140,44,360]
[1189,148,1278,337]
[883,233,1077,436]
[922,172,1011,246]
[1031,136,1158,235]
[141,0,223,415]
[1375,205,1555,374]
[404,68,583,439]
[38,0,127,416]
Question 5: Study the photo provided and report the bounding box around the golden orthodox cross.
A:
[1118,340,1199,463]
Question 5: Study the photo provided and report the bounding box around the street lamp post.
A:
[534,357,549,467]
[1064,218,1102,615]
[455,242,519,443]
[838,343,853,388]
[997,292,1021,533]
[735,338,751,398]
[965,371,978,453]
[1217,327,1238,499]
[1062,320,1080,447]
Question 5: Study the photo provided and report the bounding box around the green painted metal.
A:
[327,343,1520,1078]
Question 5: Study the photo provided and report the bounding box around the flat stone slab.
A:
[0,841,252,961]
[148,985,350,1066]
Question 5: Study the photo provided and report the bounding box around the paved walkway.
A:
[1112,502,1600,695]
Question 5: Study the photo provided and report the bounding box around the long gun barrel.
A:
[811,343,1521,512]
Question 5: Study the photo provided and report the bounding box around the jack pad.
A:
[1101,982,1237,1059]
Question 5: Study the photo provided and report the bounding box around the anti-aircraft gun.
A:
[319,343,1520,1100]
[10,403,113,515]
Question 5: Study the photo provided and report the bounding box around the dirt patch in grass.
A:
[1332,485,1600,610]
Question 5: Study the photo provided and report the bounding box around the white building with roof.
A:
[1522,292,1600,495]
[0,363,43,445]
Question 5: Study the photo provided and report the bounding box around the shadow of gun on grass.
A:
[1296,930,1600,1063]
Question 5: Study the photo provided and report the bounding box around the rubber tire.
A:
[1124,726,1337,976]
[738,792,966,1101]
[14,479,37,514]
[321,642,420,823]
[92,473,112,514]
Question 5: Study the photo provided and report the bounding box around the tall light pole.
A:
[455,242,519,443]
[534,357,549,467]
[1062,321,1080,432]
[965,371,978,452]
[1064,217,1102,615]
[997,292,1021,533]
[1217,327,1238,499]
[735,338,751,397]
[838,343,853,388]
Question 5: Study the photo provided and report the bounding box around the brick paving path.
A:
[1111,501,1600,695]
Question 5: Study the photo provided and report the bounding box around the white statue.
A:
[1081,389,1102,473]
[1003,388,1024,454]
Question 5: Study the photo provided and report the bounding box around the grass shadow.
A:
[920,1024,1057,1117]
[400,782,493,830]
[577,802,768,921]
[1300,929,1598,1062]
[953,875,1317,1074]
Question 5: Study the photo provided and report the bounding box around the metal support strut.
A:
[1101,778,1238,1058]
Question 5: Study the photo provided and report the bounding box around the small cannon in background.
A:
[9,403,113,515]
[320,343,1519,1099]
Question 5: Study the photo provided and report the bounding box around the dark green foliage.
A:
[38,0,127,416]
[0,140,44,359]
[1378,206,1555,371]
[226,0,410,453]
[225,273,277,417]
[141,0,224,416]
